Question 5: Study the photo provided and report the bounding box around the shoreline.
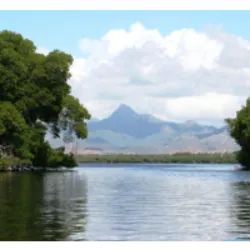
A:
[0,166,74,172]
[1,151,237,170]
[0,153,239,171]
[0,162,243,173]
[76,153,238,164]
[78,161,238,164]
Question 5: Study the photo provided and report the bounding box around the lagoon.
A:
[0,163,250,241]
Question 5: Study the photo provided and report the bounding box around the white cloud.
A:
[164,93,246,124]
[52,22,250,125]
[36,47,50,55]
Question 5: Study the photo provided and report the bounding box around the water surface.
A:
[0,163,250,241]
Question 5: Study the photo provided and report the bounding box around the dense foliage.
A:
[0,30,91,169]
[226,98,250,170]
[76,152,237,164]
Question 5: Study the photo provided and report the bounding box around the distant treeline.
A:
[76,152,237,164]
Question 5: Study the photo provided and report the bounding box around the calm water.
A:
[1,163,250,241]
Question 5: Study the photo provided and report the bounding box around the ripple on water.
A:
[0,164,250,240]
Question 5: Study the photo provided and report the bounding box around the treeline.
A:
[0,30,91,170]
[76,152,237,164]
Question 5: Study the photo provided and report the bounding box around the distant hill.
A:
[48,104,239,154]
[88,104,166,138]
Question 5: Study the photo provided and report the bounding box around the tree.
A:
[0,30,91,168]
[225,98,250,169]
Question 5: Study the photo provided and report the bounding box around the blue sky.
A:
[1,10,250,125]
[0,10,249,56]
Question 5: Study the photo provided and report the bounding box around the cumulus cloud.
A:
[46,22,250,126]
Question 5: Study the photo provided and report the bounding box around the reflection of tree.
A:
[42,172,88,241]
[0,172,88,241]
[230,181,250,240]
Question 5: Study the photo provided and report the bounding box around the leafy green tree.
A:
[0,30,91,168]
[226,98,250,169]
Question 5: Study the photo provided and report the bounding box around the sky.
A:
[1,10,250,126]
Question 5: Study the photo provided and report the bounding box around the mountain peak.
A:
[111,104,138,117]
[118,103,134,111]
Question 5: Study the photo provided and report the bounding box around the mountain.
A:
[88,104,166,138]
[48,104,239,154]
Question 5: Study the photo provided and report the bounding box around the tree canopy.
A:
[226,98,250,169]
[0,30,91,169]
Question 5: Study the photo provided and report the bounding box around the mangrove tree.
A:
[0,30,91,169]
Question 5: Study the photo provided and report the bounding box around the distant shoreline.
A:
[0,166,74,172]
[0,153,238,172]
[76,153,237,164]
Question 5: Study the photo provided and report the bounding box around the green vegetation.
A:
[0,156,22,171]
[0,172,87,240]
[76,152,237,164]
[0,30,90,169]
[226,98,250,170]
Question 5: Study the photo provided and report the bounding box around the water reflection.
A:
[2,164,250,241]
[0,172,88,241]
[82,166,232,240]
[81,164,250,241]
[230,181,250,240]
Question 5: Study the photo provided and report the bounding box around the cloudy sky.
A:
[1,10,250,126]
